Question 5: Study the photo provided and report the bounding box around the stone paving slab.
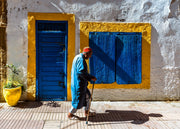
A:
[0,120,44,129]
[0,101,180,129]
[43,121,61,129]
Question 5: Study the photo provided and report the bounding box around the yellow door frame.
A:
[27,13,75,101]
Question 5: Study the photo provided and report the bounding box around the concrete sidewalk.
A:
[0,101,180,129]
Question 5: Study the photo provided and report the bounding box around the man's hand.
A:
[91,76,97,82]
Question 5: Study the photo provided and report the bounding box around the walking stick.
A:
[86,81,95,125]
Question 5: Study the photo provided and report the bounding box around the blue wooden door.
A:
[36,21,67,101]
[89,32,142,85]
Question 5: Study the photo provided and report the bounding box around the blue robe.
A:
[71,53,93,109]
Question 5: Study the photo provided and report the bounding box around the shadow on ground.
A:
[15,101,61,108]
[15,101,43,108]
[79,110,163,124]
[44,101,61,107]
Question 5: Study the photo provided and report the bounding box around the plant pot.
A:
[3,86,22,106]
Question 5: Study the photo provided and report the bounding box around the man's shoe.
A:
[68,113,79,120]
[68,113,73,118]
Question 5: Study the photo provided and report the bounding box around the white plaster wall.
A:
[7,0,180,100]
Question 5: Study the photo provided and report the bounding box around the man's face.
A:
[88,51,93,58]
[84,51,93,59]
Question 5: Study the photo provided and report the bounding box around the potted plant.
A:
[3,64,25,106]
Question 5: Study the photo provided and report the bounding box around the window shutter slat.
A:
[89,32,116,84]
[116,33,142,84]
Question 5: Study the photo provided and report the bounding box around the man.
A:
[68,47,97,119]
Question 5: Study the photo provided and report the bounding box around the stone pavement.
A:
[0,101,180,129]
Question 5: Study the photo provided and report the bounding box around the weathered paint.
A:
[0,0,7,101]
[28,13,75,101]
[80,22,151,89]
[0,27,7,101]
[6,0,180,100]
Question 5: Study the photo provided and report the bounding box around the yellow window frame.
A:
[80,22,151,89]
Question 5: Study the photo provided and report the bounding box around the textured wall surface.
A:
[0,27,6,101]
[0,0,7,101]
[6,0,180,100]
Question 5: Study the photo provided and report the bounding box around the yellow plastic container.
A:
[3,86,22,106]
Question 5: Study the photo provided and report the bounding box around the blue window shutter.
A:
[116,33,142,84]
[89,32,116,83]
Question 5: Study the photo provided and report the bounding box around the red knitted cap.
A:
[83,47,92,53]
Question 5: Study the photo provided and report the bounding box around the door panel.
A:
[36,21,67,101]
